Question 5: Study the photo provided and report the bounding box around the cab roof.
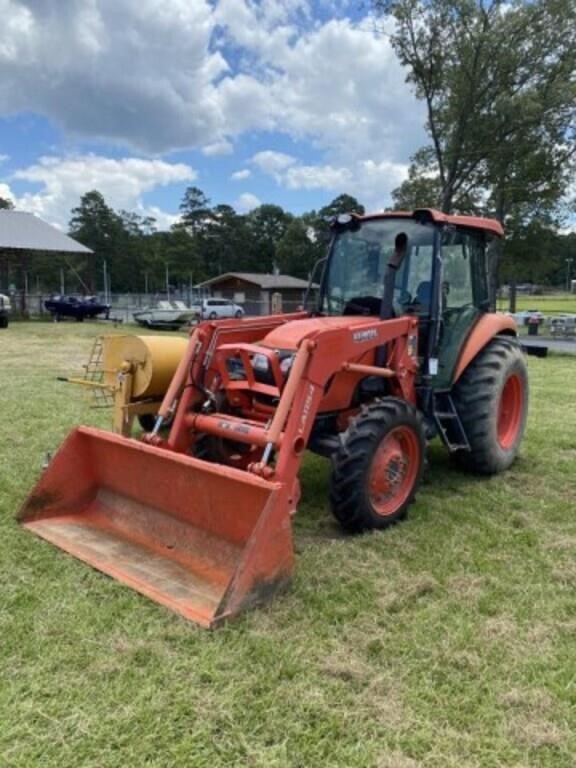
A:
[358,208,504,238]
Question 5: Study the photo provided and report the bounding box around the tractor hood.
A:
[261,315,382,351]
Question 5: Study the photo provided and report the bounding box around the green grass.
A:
[497,293,576,314]
[1,322,576,768]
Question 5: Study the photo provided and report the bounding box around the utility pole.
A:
[566,257,574,292]
[165,264,170,298]
[103,260,108,304]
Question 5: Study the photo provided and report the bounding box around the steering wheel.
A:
[343,296,382,316]
[397,289,413,306]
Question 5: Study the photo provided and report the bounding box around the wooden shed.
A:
[195,272,313,315]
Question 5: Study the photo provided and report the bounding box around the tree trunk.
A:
[509,278,517,314]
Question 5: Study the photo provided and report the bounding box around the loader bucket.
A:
[18,427,293,628]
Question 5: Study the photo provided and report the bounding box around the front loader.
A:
[19,209,528,627]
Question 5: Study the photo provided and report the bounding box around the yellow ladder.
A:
[82,337,114,408]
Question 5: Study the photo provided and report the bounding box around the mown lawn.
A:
[497,293,576,315]
[1,322,575,768]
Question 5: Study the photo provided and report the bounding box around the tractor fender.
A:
[453,313,517,384]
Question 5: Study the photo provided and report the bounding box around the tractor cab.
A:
[319,209,500,387]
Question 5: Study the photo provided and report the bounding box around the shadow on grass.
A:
[293,438,536,549]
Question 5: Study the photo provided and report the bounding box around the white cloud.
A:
[9,154,195,228]
[220,15,424,164]
[231,169,251,181]
[284,164,352,190]
[235,192,261,212]
[213,0,305,61]
[0,154,9,164]
[0,1,424,212]
[0,0,228,152]
[143,205,181,231]
[255,156,409,209]
[252,150,297,175]
[202,140,234,157]
[0,2,423,164]
[0,182,14,202]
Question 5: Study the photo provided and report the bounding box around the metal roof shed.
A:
[0,210,92,253]
[0,211,93,315]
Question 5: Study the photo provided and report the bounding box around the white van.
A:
[198,298,244,320]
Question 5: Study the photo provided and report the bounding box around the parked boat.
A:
[132,301,197,330]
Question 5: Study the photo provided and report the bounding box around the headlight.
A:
[252,350,295,383]
[252,353,269,372]
[279,355,294,376]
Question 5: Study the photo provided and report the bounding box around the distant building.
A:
[195,272,315,315]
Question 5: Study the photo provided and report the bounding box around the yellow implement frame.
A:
[64,335,187,436]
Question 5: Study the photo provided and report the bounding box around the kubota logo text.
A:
[353,328,378,343]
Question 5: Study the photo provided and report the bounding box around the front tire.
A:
[452,337,528,474]
[330,399,426,533]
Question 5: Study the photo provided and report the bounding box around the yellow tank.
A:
[102,335,188,399]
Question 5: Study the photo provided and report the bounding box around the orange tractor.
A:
[19,209,528,627]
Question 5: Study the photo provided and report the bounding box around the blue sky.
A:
[0,0,426,230]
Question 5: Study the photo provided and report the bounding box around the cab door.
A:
[434,228,489,388]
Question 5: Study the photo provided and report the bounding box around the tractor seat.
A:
[415,281,432,313]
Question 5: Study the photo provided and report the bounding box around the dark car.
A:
[44,295,110,321]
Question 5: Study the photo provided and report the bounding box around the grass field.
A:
[1,322,576,768]
[497,293,576,315]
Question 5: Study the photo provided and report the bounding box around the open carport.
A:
[0,210,92,322]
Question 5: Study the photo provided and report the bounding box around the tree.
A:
[0,196,14,210]
[194,204,252,277]
[276,220,317,279]
[69,190,126,292]
[391,153,443,210]
[303,194,366,261]
[378,0,576,215]
[318,194,365,219]
[246,204,293,272]
[119,210,156,237]
[178,186,213,234]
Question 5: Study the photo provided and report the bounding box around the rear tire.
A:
[452,336,528,474]
[330,398,425,533]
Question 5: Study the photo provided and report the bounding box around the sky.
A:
[0,0,427,231]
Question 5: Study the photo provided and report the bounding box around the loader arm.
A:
[18,313,418,627]
[167,313,419,493]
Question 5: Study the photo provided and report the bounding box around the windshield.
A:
[321,218,436,316]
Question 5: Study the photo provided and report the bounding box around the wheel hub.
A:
[368,428,419,517]
[497,373,524,450]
